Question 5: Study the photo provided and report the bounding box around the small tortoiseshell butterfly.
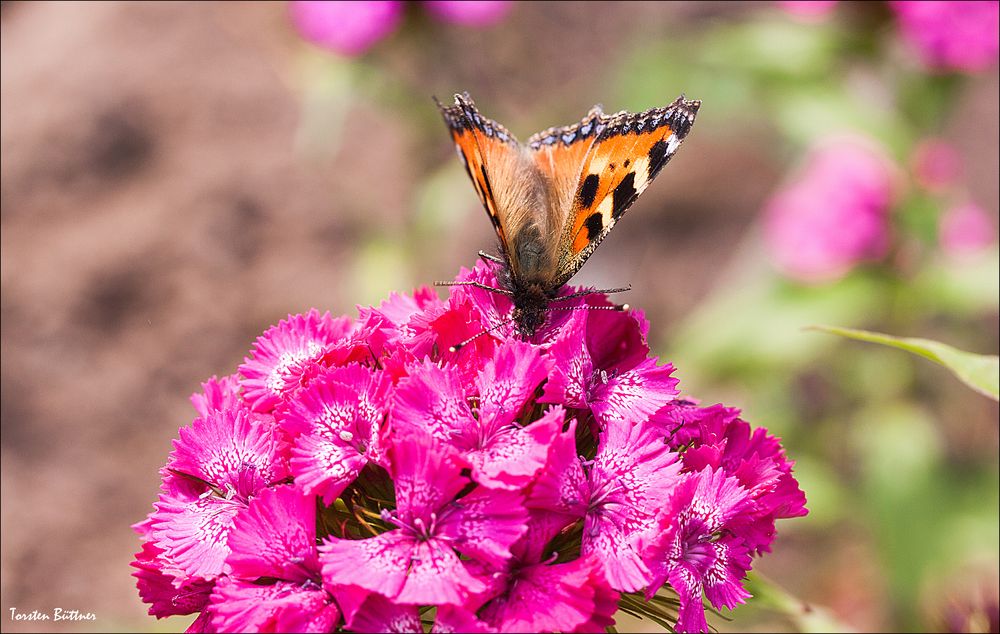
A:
[437,92,700,338]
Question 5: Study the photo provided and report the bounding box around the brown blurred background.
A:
[1,2,997,633]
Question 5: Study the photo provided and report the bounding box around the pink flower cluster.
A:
[775,1,999,73]
[764,137,897,283]
[133,263,806,633]
[290,1,512,56]
[890,1,999,73]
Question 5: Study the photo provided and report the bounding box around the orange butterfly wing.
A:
[436,93,523,258]
[534,96,701,287]
[527,106,605,243]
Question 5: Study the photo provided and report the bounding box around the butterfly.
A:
[437,92,700,341]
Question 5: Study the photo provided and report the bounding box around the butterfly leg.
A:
[478,250,506,265]
[433,280,515,296]
[549,284,632,302]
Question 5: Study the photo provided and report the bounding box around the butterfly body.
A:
[438,93,700,336]
[501,267,554,337]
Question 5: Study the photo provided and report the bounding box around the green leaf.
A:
[808,326,999,401]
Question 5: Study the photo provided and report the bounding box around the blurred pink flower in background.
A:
[777,0,839,21]
[890,1,1000,73]
[424,1,511,26]
[911,138,963,192]
[291,1,403,56]
[939,201,997,258]
[290,1,511,56]
[764,138,896,283]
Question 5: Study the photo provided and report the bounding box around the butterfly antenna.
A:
[549,284,632,302]
[477,250,506,265]
[449,316,516,353]
[433,280,514,296]
[546,303,630,313]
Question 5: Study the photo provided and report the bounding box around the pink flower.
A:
[581,421,684,592]
[423,1,511,26]
[449,470,619,633]
[475,553,619,633]
[763,137,896,283]
[319,431,527,605]
[225,486,320,584]
[522,418,589,526]
[239,309,355,413]
[211,577,341,633]
[348,593,422,633]
[777,0,838,21]
[289,1,404,56]
[190,374,242,418]
[655,401,808,555]
[138,408,289,585]
[280,364,391,503]
[391,342,561,489]
[433,605,497,633]
[211,486,340,632]
[541,312,679,425]
[911,138,963,192]
[891,1,1000,73]
[135,267,807,631]
[131,541,213,618]
[165,408,290,505]
[940,201,997,257]
[646,468,755,633]
[524,417,686,594]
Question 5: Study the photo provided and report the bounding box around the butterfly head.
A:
[510,282,552,337]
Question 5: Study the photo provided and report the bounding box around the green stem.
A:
[745,571,854,633]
